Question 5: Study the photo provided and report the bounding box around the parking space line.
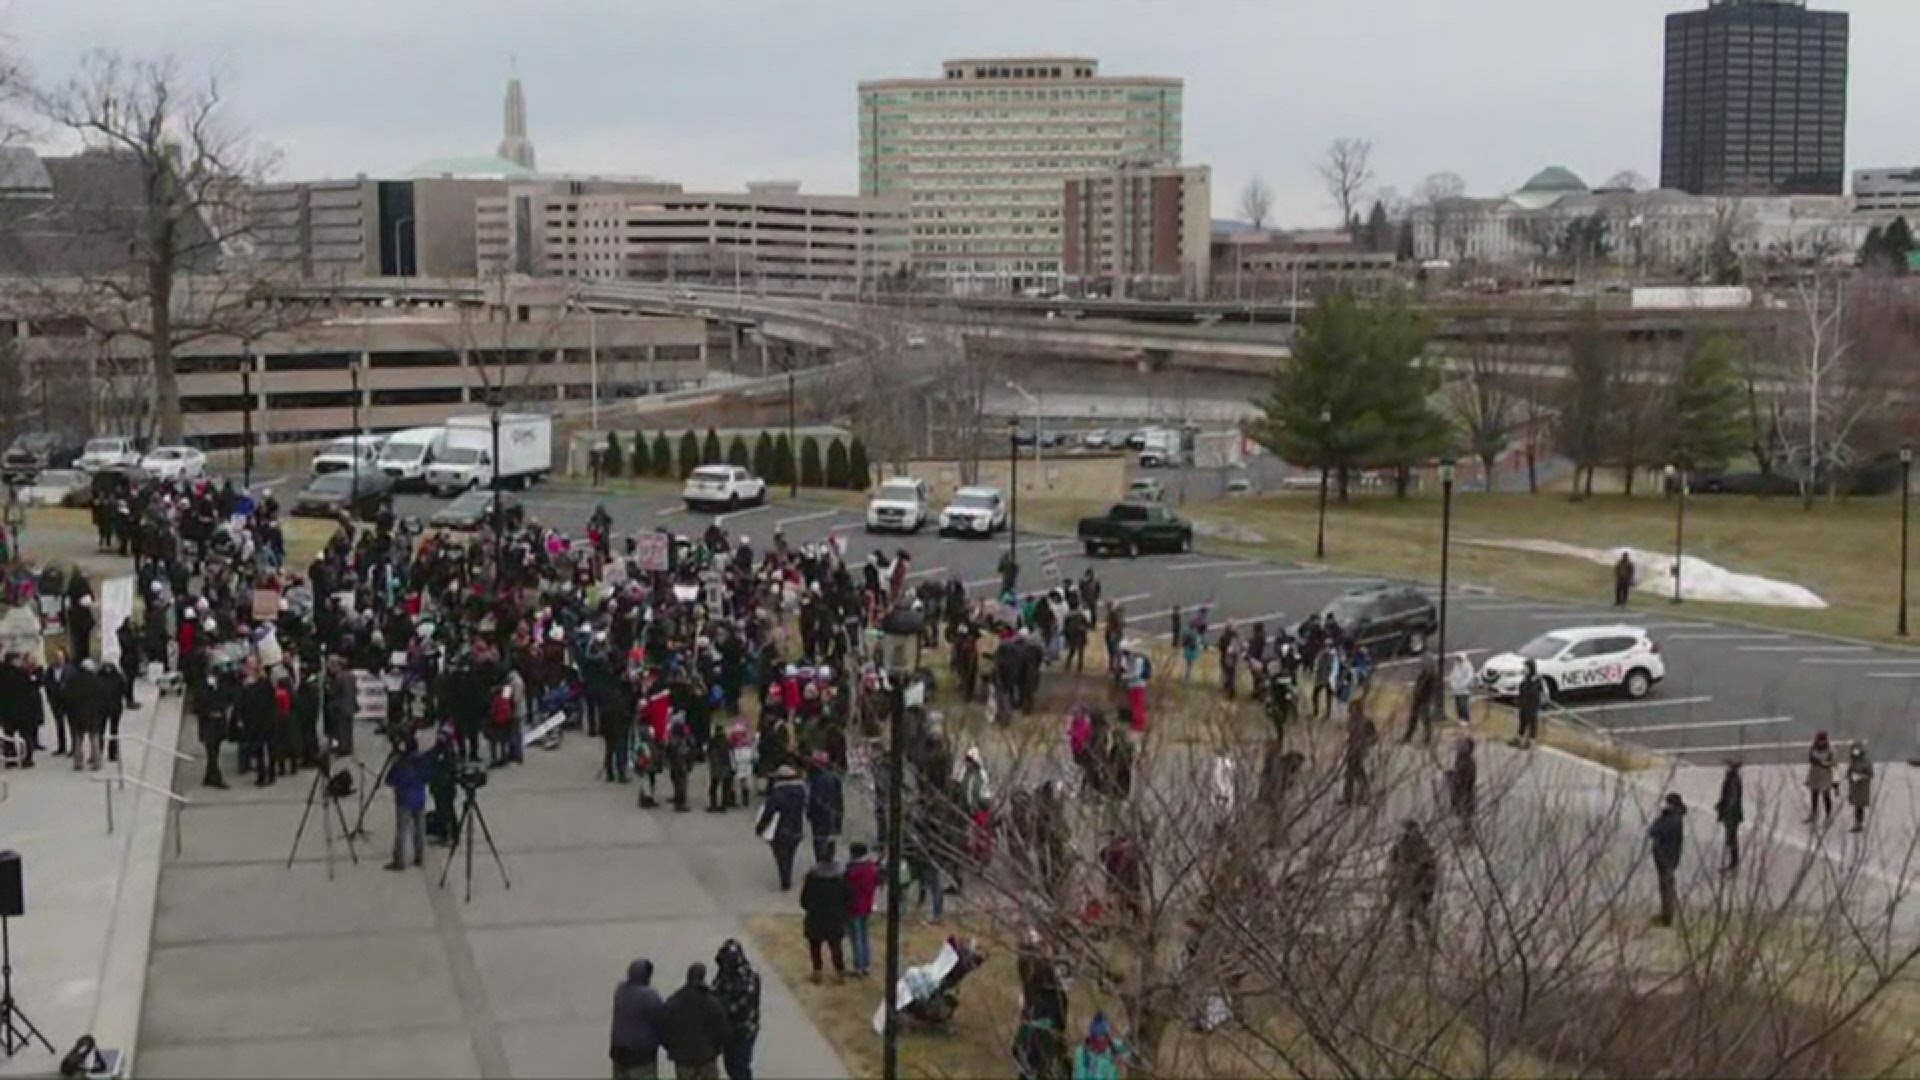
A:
[1665,632,1786,641]
[1561,695,1714,715]
[1382,648,1486,669]
[1458,602,1543,612]
[656,507,684,517]
[1803,658,1920,666]
[1166,560,1247,573]
[1669,740,1819,756]
[775,509,839,529]
[1528,611,1619,620]
[717,504,772,526]
[1868,672,1920,679]
[1222,568,1323,581]
[904,566,949,580]
[1638,622,1715,631]
[1107,593,1152,606]
[827,522,862,533]
[1738,645,1871,653]
[1610,715,1792,735]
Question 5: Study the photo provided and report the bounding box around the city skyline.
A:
[10,0,1914,227]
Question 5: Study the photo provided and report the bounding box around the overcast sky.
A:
[9,0,1912,227]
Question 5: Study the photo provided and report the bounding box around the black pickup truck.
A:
[2,431,84,483]
[1077,501,1194,557]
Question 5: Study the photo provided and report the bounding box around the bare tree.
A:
[1238,178,1274,232]
[1317,139,1374,237]
[1442,335,1528,485]
[1601,169,1650,193]
[1416,172,1470,262]
[1779,274,1912,504]
[27,51,296,441]
[1610,347,1672,496]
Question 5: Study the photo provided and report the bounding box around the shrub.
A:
[650,432,673,478]
[825,437,850,488]
[678,431,701,479]
[799,436,824,488]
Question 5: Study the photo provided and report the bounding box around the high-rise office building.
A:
[857,57,1183,293]
[1661,0,1849,197]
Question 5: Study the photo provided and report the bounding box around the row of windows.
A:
[866,87,1174,105]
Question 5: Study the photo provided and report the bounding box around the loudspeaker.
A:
[0,849,22,917]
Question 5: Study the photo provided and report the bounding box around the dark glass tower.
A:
[1661,0,1849,196]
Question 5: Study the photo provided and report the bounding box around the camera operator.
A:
[383,733,428,871]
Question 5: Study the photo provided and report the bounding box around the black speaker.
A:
[0,849,21,917]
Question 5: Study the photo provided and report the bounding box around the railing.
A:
[113,734,198,792]
[89,774,190,858]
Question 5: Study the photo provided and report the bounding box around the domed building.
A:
[1509,167,1590,211]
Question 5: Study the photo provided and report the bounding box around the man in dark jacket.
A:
[756,765,808,890]
[712,940,761,1080]
[234,661,281,787]
[1514,661,1546,749]
[610,958,665,1080]
[1387,818,1439,944]
[658,962,729,1080]
[64,660,108,771]
[799,860,850,982]
[805,753,843,864]
[1648,792,1687,928]
[1714,761,1744,873]
[196,668,231,789]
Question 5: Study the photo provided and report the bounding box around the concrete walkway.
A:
[1,688,179,1079]
[136,725,846,1079]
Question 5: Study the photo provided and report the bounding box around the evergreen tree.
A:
[799,435,824,487]
[650,432,672,478]
[847,438,871,491]
[676,430,700,479]
[1395,219,1416,262]
[601,431,623,478]
[701,427,722,465]
[726,434,751,469]
[752,431,775,480]
[772,433,794,486]
[1667,332,1745,471]
[628,431,650,478]
[1364,200,1391,252]
[825,438,850,488]
[1248,291,1439,502]
[1555,304,1620,497]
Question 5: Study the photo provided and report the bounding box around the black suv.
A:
[1298,585,1439,658]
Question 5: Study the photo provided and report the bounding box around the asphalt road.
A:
[395,482,1920,768]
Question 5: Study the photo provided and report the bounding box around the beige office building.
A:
[249,176,507,279]
[857,56,1184,293]
[1061,163,1211,299]
[476,180,909,295]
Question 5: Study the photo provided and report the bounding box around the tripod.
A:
[438,784,510,903]
[286,757,360,879]
[349,747,400,841]
[1,915,53,1058]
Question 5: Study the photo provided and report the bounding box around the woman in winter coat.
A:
[1846,742,1875,833]
[1806,731,1838,825]
[798,859,850,982]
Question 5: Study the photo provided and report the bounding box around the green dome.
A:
[406,154,536,179]
[1517,166,1589,194]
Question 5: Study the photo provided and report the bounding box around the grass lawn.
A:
[1031,491,1916,647]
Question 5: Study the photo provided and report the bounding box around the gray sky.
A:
[10,0,1913,227]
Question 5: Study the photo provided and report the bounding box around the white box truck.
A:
[376,426,448,490]
[424,414,552,494]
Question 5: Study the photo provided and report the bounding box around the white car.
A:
[1479,625,1666,700]
[1083,430,1111,449]
[75,437,145,472]
[139,446,206,481]
[939,486,1007,538]
[866,477,930,533]
[682,464,766,511]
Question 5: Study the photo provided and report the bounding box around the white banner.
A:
[99,575,135,666]
[635,533,671,572]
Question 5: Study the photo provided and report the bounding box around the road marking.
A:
[1738,645,1871,654]
[828,522,862,533]
[1610,715,1792,735]
[775,509,839,529]
[1867,672,1920,679]
[1527,611,1618,620]
[1458,602,1544,612]
[1106,593,1152,606]
[1668,740,1819,756]
[963,577,1001,591]
[1166,560,1246,573]
[904,566,949,580]
[656,507,684,517]
[1802,658,1920,666]
[1637,622,1715,631]
[717,504,772,525]
[1381,648,1486,669]
[1222,568,1324,581]
[1667,632,1788,641]
[1561,695,1715,715]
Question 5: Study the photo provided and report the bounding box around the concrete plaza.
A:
[135,725,846,1079]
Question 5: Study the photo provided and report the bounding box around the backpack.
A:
[1137,654,1153,682]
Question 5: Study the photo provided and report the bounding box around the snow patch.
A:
[1191,519,1268,544]
[1465,539,1828,609]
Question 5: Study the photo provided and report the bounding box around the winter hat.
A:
[1089,1012,1111,1041]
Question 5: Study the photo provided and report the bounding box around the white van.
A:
[311,434,386,477]
[377,427,448,490]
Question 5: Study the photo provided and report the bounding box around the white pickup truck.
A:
[75,436,146,472]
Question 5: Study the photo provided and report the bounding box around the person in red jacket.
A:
[843,841,880,977]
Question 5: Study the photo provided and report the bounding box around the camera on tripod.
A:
[455,762,489,792]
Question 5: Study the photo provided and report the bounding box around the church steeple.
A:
[497,66,536,172]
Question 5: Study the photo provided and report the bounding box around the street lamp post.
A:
[1901,444,1913,637]
[240,355,255,489]
[1315,407,1332,560]
[350,357,362,496]
[1007,416,1020,573]
[489,389,504,580]
[1438,455,1456,664]
[787,368,798,499]
[1666,463,1687,604]
[877,606,924,1080]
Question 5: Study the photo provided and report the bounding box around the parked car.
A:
[1226,477,1255,496]
[682,464,766,511]
[431,488,517,531]
[865,477,931,533]
[291,470,394,520]
[1125,478,1166,503]
[1298,586,1439,658]
[74,436,146,473]
[1122,430,1149,451]
[311,434,387,477]
[139,446,206,481]
[2,431,84,482]
[1077,502,1193,557]
[1479,626,1666,700]
[1083,429,1112,449]
[938,486,1007,537]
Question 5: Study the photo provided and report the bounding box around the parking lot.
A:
[394,482,1920,767]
